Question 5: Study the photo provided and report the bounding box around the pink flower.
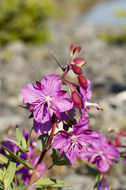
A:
[52,128,100,165]
[97,178,109,190]
[21,74,73,134]
[80,136,120,173]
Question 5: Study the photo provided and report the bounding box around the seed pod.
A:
[78,75,88,89]
[72,91,82,109]
[71,65,83,75]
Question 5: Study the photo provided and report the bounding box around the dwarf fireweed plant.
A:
[0,45,126,190]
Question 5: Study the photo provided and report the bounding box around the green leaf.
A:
[16,126,23,144]
[0,153,8,165]
[51,149,70,166]
[0,168,3,182]
[34,178,74,188]
[6,139,28,153]
[0,184,4,190]
[10,185,31,190]
[2,146,33,170]
[38,134,48,151]
[16,126,27,150]
[4,160,16,188]
[21,137,27,150]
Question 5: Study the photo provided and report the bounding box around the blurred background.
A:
[0,0,126,189]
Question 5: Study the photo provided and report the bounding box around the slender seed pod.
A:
[78,75,88,89]
[72,91,82,109]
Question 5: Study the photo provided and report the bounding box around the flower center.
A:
[45,95,51,103]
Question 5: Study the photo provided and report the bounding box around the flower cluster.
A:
[0,45,125,190]
[20,45,121,189]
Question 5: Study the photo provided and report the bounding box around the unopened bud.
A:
[70,44,74,52]
[115,137,122,147]
[70,45,81,57]
[78,75,88,89]
[70,58,86,67]
[71,65,83,75]
[118,131,126,136]
[73,46,81,54]
[72,91,82,109]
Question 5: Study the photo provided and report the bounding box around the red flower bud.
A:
[72,91,82,109]
[78,75,88,89]
[71,65,83,75]
[70,58,86,67]
[73,46,81,54]
[118,131,126,136]
[70,44,74,52]
[115,137,122,147]
[70,45,81,57]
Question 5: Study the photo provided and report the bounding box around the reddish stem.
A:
[27,114,57,189]
[14,175,18,186]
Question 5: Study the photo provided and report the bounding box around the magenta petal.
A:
[52,133,69,149]
[33,120,52,134]
[96,158,110,173]
[73,119,89,134]
[21,83,43,104]
[52,95,73,113]
[33,103,53,123]
[41,74,62,95]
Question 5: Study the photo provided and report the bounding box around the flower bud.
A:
[118,131,126,136]
[72,91,82,109]
[115,137,122,147]
[70,45,81,57]
[71,65,83,75]
[97,178,109,190]
[78,75,88,89]
[70,58,86,67]
[70,44,74,52]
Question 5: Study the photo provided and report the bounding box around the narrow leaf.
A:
[4,160,16,188]
[7,139,28,153]
[0,153,8,165]
[0,169,3,182]
[11,184,31,190]
[0,184,4,190]
[2,146,33,170]
[38,134,48,151]
[51,149,70,166]
[34,178,74,188]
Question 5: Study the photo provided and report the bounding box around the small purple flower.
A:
[21,74,73,134]
[80,136,120,173]
[52,128,100,165]
[79,80,92,117]
[73,118,89,133]
[97,178,109,190]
